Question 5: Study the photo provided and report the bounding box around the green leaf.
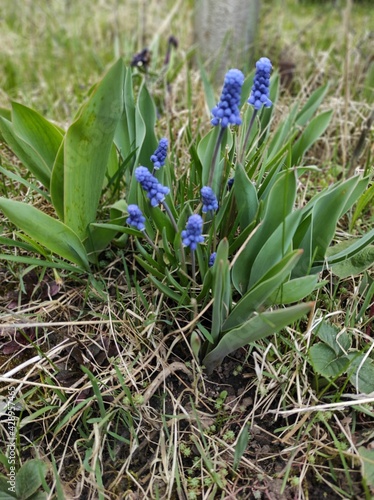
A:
[0,117,51,188]
[316,321,351,355]
[232,169,297,294]
[358,446,374,487]
[134,80,157,168]
[0,198,90,271]
[11,102,64,173]
[63,58,125,239]
[347,353,374,394]
[292,110,333,165]
[268,274,320,304]
[309,343,349,378]
[223,250,303,331]
[15,459,47,500]
[233,424,250,471]
[203,302,313,374]
[234,163,258,230]
[330,244,374,278]
[210,239,231,343]
[0,475,17,498]
[295,83,329,126]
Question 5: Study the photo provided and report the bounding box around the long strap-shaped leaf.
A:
[62,59,125,240]
[203,302,314,374]
[0,198,90,271]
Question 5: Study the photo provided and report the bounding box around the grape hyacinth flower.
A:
[126,204,146,231]
[211,68,245,128]
[227,178,234,190]
[248,57,273,110]
[150,138,168,170]
[135,166,170,207]
[181,214,204,251]
[209,252,217,267]
[201,186,218,213]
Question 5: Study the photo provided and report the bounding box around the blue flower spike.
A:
[151,137,168,170]
[127,204,146,231]
[181,214,204,251]
[248,57,273,110]
[135,166,170,207]
[211,68,245,128]
[201,186,219,213]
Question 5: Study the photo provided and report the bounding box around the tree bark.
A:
[194,0,260,81]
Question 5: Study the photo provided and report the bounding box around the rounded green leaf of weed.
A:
[15,459,47,499]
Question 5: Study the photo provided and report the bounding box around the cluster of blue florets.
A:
[211,68,244,128]
[201,186,219,213]
[126,204,146,231]
[151,138,168,169]
[134,166,170,207]
[181,214,205,251]
[248,57,272,110]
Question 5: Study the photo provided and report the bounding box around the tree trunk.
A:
[194,0,260,81]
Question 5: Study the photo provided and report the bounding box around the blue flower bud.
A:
[181,214,204,251]
[135,166,170,207]
[211,69,244,128]
[150,137,168,170]
[209,252,217,267]
[127,204,146,231]
[248,57,273,110]
[201,186,218,213]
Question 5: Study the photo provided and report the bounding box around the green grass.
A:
[0,0,373,499]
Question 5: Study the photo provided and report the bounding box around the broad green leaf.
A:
[114,66,136,160]
[134,81,157,167]
[347,353,374,394]
[0,198,90,271]
[0,117,51,188]
[63,58,125,239]
[358,447,374,487]
[294,175,367,276]
[50,140,65,220]
[85,218,126,261]
[295,83,329,126]
[232,169,297,294]
[350,181,374,231]
[330,245,374,278]
[223,250,303,331]
[309,343,350,378]
[11,102,64,172]
[203,302,313,374]
[248,209,302,288]
[268,274,320,304]
[15,459,47,500]
[292,110,333,165]
[234,163,258,230]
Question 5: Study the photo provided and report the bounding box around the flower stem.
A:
[238,109,258,165]
[191,249,196,283]
[208,127,225,188]
[162,200,186,271]
[143,231,159,253]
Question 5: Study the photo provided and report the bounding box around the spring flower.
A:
[209,252,217,267]
[151,138,168,169]
[201,186,218,213]
[227,178,234,190]
[126,204,146,231]
[135,166,170,207]
[248,57,273,110]
[181,214,204,251]
[211,68,244,128]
